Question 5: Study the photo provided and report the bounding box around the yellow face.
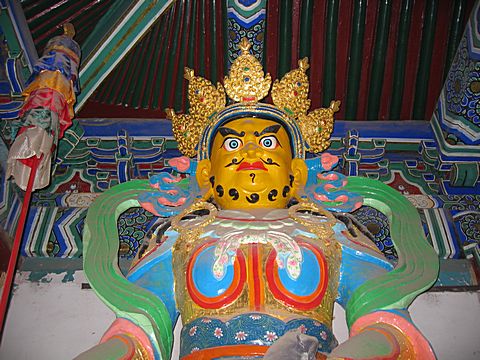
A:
[197,117,307,210]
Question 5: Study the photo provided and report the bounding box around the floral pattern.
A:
[443,33,480,128]
[235,331,248,341]
[459,213,480,244]
[444,195,480,211]
[227,19,265,65]
[465,70,480,124]
[264,331,278,342]
[180,313,336,357]
[118,207,157,259]
[214,327,224,338]
[352,206,398,260]
[446,38,472,116]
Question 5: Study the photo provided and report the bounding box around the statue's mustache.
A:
[225,157,280,168]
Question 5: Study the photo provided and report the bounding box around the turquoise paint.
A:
[192,245,234,296]
[26,270,77,283]
[27,271,53,283]
[278,247,321,295]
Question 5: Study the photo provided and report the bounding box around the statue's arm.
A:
[328,308,435,359]
[86,241,178,360]
[334,251,435,359]
[78,180,175,360]
[330,176,439,359]
[74,319,154,360]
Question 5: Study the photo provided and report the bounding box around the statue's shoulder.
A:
[127,218,178,275]
[333,213,394,270]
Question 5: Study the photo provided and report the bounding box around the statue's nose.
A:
[243,141,260,157]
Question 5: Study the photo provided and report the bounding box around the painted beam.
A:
[4,0,38,72]
[75,0,175,112]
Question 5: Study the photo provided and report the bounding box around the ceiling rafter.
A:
[75,0,175,112]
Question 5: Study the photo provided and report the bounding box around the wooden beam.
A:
[76,0,174,111]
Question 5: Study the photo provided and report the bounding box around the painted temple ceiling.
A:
[1,0,479,289]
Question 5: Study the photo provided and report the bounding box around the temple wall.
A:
[1,271,479,360]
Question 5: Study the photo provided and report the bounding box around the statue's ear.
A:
[196,159,212,190]
[291,158,308,197]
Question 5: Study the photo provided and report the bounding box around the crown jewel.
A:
[167,39,339,157]
[223,38,272,103]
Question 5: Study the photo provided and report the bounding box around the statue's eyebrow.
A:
[254,124,281,137]
[218,127,245,137]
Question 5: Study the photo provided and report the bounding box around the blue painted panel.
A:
[277,248,320,296]
[193,245,234,297]
[332,120,434,140]
[79,118,174,137]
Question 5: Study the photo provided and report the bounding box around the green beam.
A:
[345,0,367,119]
[299,0,314,59]
[76,0,175,112]
[390,0,413,119]
[131,20,162,108]
[278,0,293,78]
[162,0,185,109]
[367,0,392,119]
[174,0,191,110]
[187,0,197,70]
[210,0,219,83]
[412,0,438,120]
[323,0,340,106]
[2,1,37,78]
[222,0,228,73]
[199,0,206,77]
[151,5,175,110]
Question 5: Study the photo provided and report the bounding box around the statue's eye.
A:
[223,138,243,151]
[260,136,278,149]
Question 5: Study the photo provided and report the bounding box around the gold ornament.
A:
[171,201,218,250]
[170,38,339,157]
[223,38,272,103]
[172,204,342,325]
[166,110,205,158]
[184,67,226,117]
[166,68,226,157]
[288,201,336,241]
[62,23,76,38]
[297,100,340,153]
[271,58,311,116]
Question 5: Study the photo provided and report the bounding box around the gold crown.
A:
[166,38,340,158]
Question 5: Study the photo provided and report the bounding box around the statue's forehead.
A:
[216,117,281,129]
[212,117,287,139]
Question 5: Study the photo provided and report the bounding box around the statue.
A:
[77,39,438,359]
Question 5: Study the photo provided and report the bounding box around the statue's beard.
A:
[210,175,293,207]
[213,184,291,204]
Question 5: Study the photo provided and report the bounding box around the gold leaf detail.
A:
[224,38,271,103]
[169,39,340,157]
[166,110,207,157]
[297,101,340,153]
[185,68,226,118]
[271,58,311,117]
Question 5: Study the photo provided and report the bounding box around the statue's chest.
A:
[172,211,341,324]
[187,239,330,311]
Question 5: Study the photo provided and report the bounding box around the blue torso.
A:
[127,209,393,358]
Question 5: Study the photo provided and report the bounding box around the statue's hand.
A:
[327,325,401,360]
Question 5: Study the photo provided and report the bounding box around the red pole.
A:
[0,156,40,335]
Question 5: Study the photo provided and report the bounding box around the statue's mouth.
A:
[237,161,267,171]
